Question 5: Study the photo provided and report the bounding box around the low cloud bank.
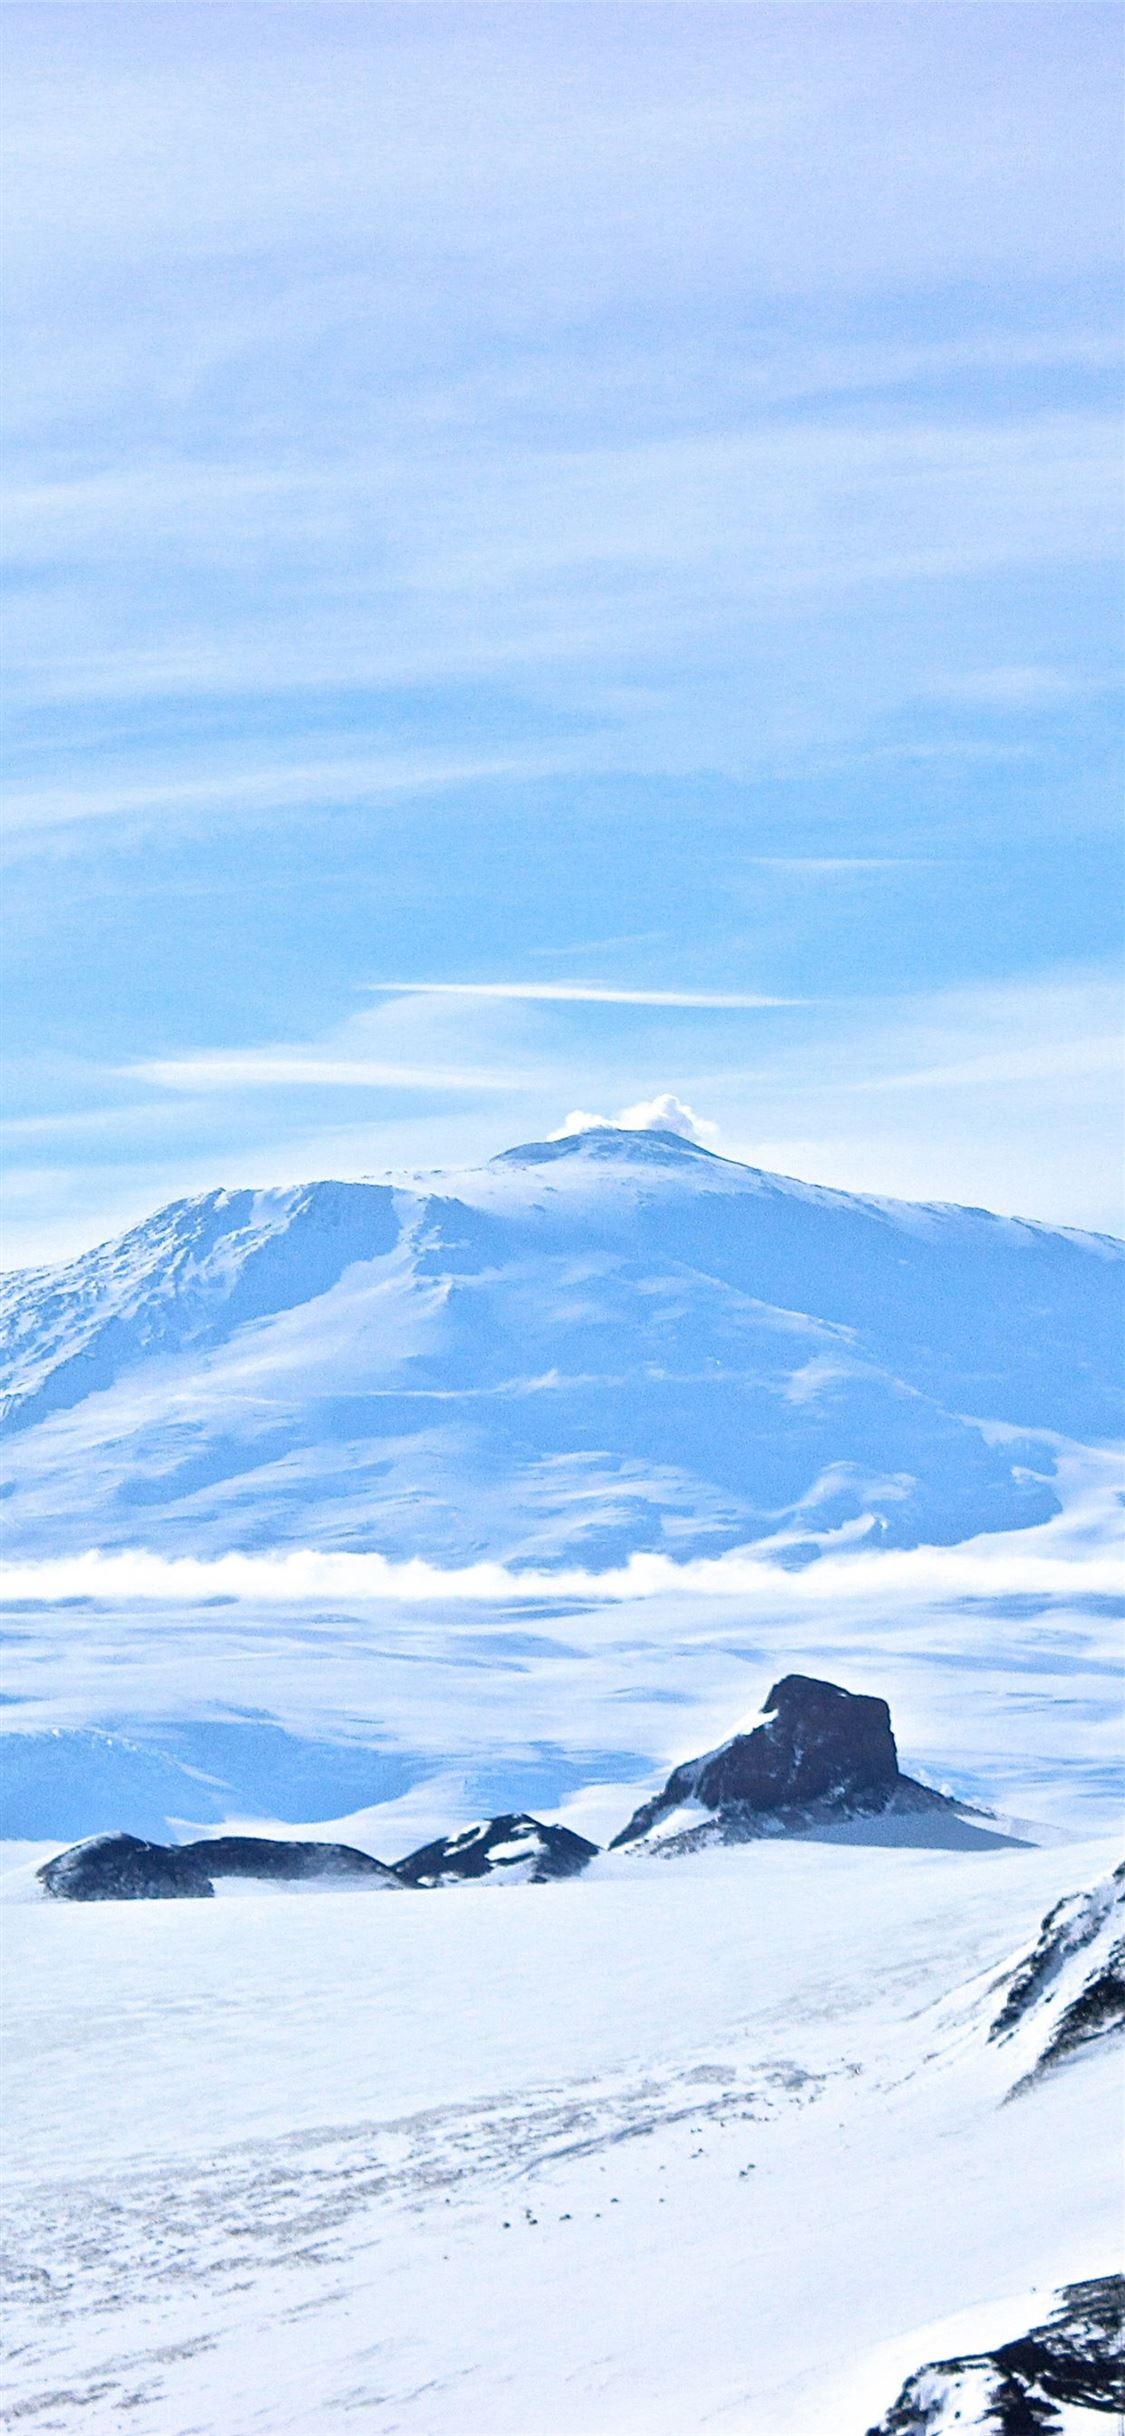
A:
[2,1459,1118,1611]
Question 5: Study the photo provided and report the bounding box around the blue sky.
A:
[2,1,1122,1262]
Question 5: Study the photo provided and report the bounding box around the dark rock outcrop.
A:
[990,1859,1124,2083]
[179,1836,402,1885]
[396,1812,599,1887]
[38,1832,215,1902]
[37,1829,401,1899]
[866,2273,1125,2432]
[611,1675,956,1852]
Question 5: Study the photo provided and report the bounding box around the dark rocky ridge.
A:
[36,1682,1018,1897]
[179,1836,403,1885]
[38,1833,216,1902]
[866,2273,1125,2432]
[36,1816,600,1899]
[396,1812,600,1886]
[37,1830,401,1900]
[611,1674,956,1852]
[990,1859,1124,2084]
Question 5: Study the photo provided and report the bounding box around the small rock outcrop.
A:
[38,1832,215,1901]
[990,1858,1124,2084]
[396,1812,599,1887]
[865,2273,1125,2433]
[611,1674,955,1853]
[179,1836,402,1885]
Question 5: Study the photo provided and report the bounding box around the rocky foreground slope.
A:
[867,2273,1125,2433]
[989,1857,1125,2086]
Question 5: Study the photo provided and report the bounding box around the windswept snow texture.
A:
[866,2273,1125,2433]
[2,1129,1121,1565]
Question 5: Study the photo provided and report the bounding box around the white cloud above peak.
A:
[550,1095,720,1145]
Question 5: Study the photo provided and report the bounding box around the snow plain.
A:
[3,1833,1121,2436]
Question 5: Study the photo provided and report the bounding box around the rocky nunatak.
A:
[37,1834,218,1902]
[395,1812,599,1887]
[178,1836,402,1886]
[611,1673,960,1854]
[37,1831,402,1901]
[36,1674,1000,1898]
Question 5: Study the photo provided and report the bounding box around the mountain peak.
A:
[490,1125,729,1171]
[610,1674,960,1852]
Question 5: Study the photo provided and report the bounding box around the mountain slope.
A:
[1,1128,1120,1566]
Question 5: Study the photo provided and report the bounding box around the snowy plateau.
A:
[1,1126,1123,2435]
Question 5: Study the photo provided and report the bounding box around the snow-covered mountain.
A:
[2,1128,1121,1565]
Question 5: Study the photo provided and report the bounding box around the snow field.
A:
[2,1834,1120,2434]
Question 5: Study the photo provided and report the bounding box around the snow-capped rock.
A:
[2,1127,1121,1568]
[38,1832,215,1901]
[989,1859,1124,2083]
[611,1674,961,1852]
[865,2273,1125,2432]
[395,1812,599,1886]
[178,1836,403,1886]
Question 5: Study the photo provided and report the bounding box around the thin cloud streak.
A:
[365,982,797,1008]
[1,745,595,839]
[848,1038,1122,1096]
[128,1053,530,1094]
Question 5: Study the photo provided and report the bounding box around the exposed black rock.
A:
[38,1832,215,1902]
[37,1830,402,1899]
[611,1674,955,1852]
[990,1860,1124,2083]
[396,1812,599,1887]
[866,2273,1125,2432]
[1039,1956,1125,2068]
[178,1835,402,1885]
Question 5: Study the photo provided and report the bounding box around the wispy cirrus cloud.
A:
[1,4,1120,1268]
[0,745,596,842]
[128,1052,530,1095]
[364,982,794,1008]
